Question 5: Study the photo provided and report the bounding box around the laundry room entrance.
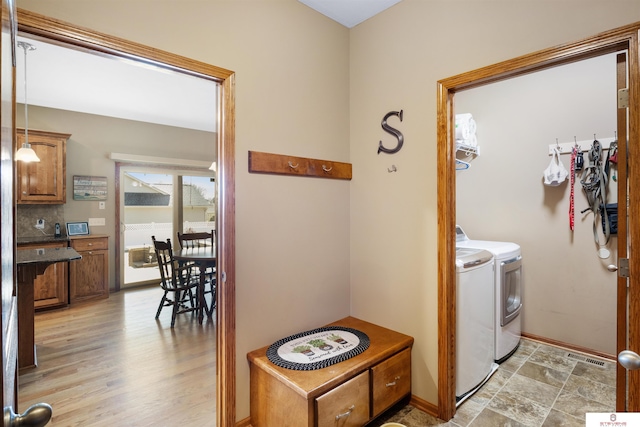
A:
[436,23,639,421]
[454,51,619,358]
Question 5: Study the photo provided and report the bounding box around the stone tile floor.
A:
[369,338,616,427]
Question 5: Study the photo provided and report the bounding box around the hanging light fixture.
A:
[15,41,40,163]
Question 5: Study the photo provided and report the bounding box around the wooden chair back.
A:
[176,230,215,249]
[152,236,188,291]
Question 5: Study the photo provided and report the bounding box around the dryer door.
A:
[501,256,522,326]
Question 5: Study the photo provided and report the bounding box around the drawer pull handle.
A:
[335,405,355,421]
[386,376,401,387]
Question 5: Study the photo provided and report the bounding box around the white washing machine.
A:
[456,225,523,363]
[455,247,498,404]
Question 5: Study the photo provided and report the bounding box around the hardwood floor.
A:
[18,286,217,426]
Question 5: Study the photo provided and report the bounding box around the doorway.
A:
[455,52,620,356]
[17,9,236,426]
[436,25,639,420]
[120,167,217,288]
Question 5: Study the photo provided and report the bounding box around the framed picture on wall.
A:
[73,175,107,200]
[66,222,89,236]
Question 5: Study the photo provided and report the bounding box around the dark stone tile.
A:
[527,345,577,374]
[563,374,615,409]
[368,402,415,426]
[468,368,513,406]
[499,351,528,373]
[451,399,484,427]
[516,360,570,388]
[399,407,456,426]
[541,409,584,427]
[552,389,613,419]
[571,360,616,388]
[468,408,528,427]
[517,338,540,356]
[487,391,549,425]
[500,372,561,408]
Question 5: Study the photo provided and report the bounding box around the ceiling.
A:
[298,0,402,28]
[16,35,218,133]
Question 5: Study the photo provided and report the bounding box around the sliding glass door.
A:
[121,166,215,288]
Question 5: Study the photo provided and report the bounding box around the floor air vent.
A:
[566,352,606,367]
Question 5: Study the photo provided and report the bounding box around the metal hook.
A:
[322,165,332,173]
[555,138,561,152]
[388,165,397,173]
[288,161,298,169]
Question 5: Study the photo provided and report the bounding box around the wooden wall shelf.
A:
[248,151,352,180]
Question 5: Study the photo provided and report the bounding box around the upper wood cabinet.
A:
[16,129,70,204]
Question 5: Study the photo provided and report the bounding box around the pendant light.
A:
[15,41,40,163]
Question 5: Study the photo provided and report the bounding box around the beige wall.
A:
[455,53,618,355]
[17,0,640,421]
[349,0,638,406]
[17,0,351,421]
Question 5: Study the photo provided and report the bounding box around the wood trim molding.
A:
[409,394,439,418]
[17,8,237,426]
[521,332,615,361]
[437,22,640,420]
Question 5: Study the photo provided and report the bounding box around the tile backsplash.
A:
[17,205,66,238]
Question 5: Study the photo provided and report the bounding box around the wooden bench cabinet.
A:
[247,316,413,427]
[69,235,109,303]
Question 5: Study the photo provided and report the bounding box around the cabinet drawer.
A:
[316,371,370,427]
[71,237,108,252]
[371,348,412,417]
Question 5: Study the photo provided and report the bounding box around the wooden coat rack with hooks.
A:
[248,151,352,180]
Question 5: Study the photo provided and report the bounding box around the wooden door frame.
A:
[16,9,237,426]
[437,23,640,420]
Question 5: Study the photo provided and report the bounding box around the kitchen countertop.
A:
[16,246,81,265]
[17,235,70,245]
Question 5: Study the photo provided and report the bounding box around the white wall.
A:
[456,53,619,354]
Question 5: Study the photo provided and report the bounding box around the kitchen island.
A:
[16,246,81,370]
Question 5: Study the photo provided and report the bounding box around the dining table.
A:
[173,246,216,324]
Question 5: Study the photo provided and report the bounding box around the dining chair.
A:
[152,236,199,328]
[176,230,217,315]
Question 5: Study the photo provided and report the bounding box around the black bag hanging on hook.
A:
[600,203,618,235]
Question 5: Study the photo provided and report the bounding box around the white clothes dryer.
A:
[456,225,523,363]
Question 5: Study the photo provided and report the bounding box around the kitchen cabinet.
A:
[69,235,109,303]
[17,241,68,311]
[247,317,413,427]
[16,129,70,204]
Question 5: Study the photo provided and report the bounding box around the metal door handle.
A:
[619,350,640,370]
[4,402,52,426]
[607,264,618,272]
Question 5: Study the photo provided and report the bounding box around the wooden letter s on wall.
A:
[378,110,404,154]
